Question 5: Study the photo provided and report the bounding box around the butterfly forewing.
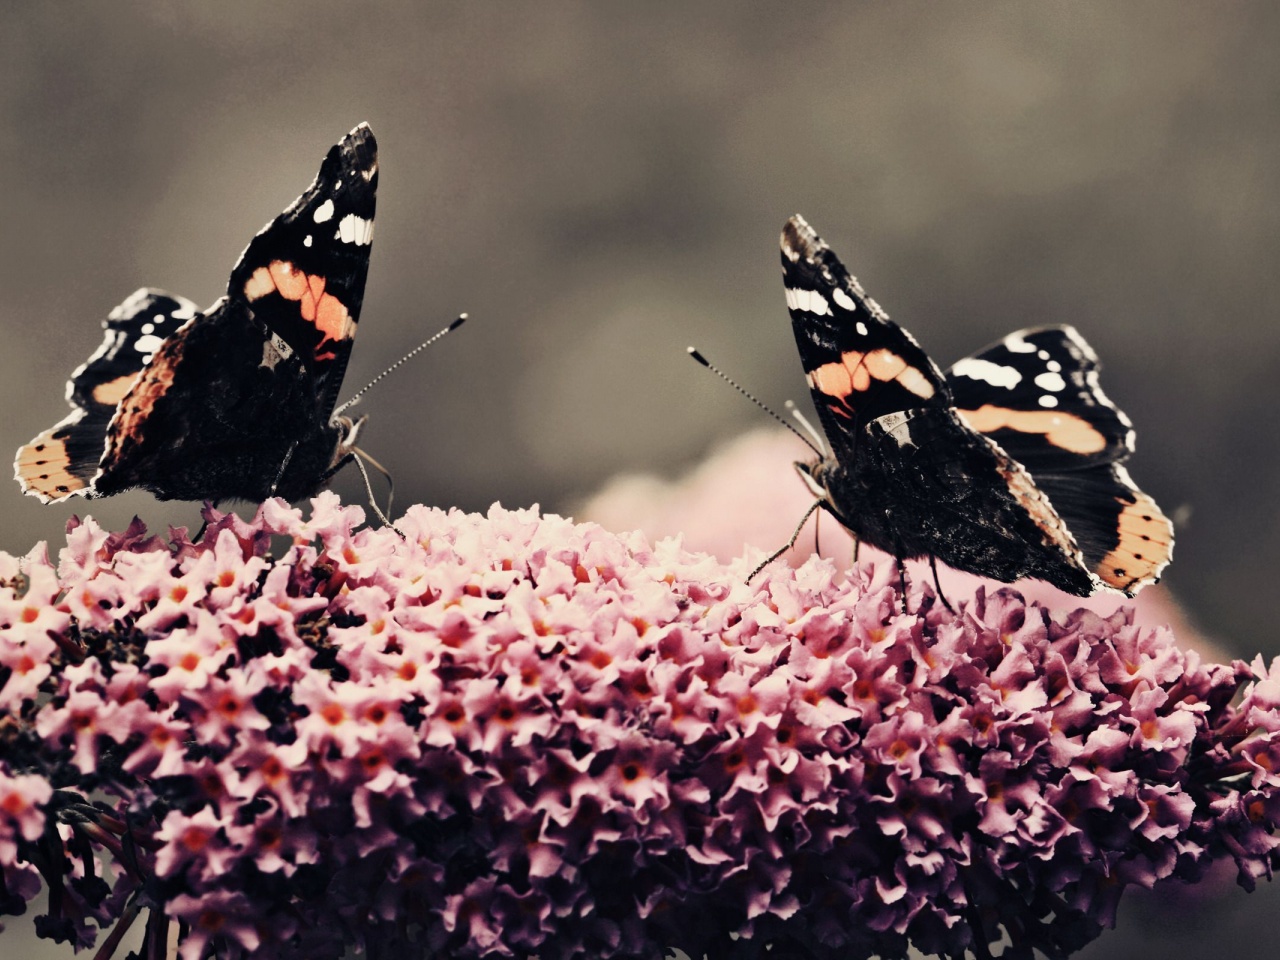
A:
[228,124,377,417]
[781,216,949,459]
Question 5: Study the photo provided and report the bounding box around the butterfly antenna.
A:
[785,399,827,455]
[687,347,822,456]
[334,313,468,416]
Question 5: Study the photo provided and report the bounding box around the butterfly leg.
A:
[896,557,909,613]
[747,499,823,582]
[351,446,396,523]
[317,450,389,523]
[314,444,396,526]
[929,554,956,614]
[317,452,354,488]
[312,448,394,527]
[348,450,404,536]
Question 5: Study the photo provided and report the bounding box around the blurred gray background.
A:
[4,3,1280,957]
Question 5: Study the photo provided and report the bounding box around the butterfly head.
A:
[332,413,368,464]
[795,455,838,505]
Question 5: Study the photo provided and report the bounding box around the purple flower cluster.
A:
[0,494,1277,959]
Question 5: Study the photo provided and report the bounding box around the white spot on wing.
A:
[260,333,294,370]
[134,334,165,355]
[1039,395,1058,408]
[875,411,916,448]
[856,321,868,336]
[110,289,150,320]
[1003,332,1037,354]
[338,213,374,245]
[304,235,313,247]
[1047,360,1061,372]
[951,357,1022,389]
[784,288,832,316]
[141,323,154,335]
[313,199,335,223]
[832,288,857,311]
[1034,371,1066,392]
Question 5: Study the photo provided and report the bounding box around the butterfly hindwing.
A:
[948,326,1131,471]
[1030,467,1172,595]
[781,215,949,461]
[851,406,1101,595]
[945,326,1172,594]
[14,289,199,503]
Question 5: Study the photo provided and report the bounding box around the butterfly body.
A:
[799,407,1099,595]
[782,215,1172,597]
[90,295,365,502]
[16,124,378,505]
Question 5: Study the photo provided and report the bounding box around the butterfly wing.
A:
[14,289,199,502]
[947,326,1173,594]
[94,123,378,502]
[781,215,950,466]
[948,326,1130,470]
[855,405,1103,596]
[227,122,377,416]
[17,124,380,504]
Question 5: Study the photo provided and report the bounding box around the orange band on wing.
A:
[808,348,936,405]
[1097,492,1173,594]
[811,360,858,397]
[244,260,355,360]
[956,404,1107,455]
[14,428,89,501]
[91,373,142,408]
[110,347,181,449]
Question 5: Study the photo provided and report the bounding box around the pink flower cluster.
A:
[0,494,1278,960]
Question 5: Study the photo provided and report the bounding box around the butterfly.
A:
[16,123,379,506]
[778,213,1173,599]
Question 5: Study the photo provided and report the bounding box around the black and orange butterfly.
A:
[776,214,1172,598]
